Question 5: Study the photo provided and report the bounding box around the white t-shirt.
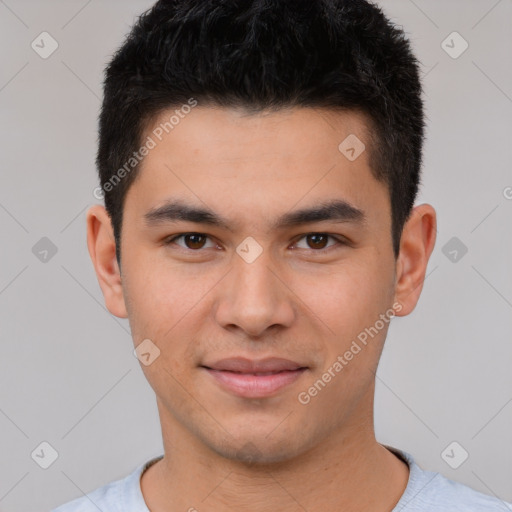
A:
[51,447,511,511]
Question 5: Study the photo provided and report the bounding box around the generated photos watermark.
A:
[93,98,198,200]
[298,301,403,405]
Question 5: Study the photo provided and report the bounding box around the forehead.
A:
[146,105,373,162]
[126,106,389,229]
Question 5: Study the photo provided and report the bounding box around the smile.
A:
[202,367,308,398]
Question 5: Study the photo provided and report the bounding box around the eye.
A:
[164,232,346,253]
[164,233,217,250]
[293,233,344,251]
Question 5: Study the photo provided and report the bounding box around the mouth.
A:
[200,357,308,398]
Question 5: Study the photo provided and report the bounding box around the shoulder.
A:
[390,447,512,512]
[400,470,510,511]
[51,456,162,512]
[51,478,123,512]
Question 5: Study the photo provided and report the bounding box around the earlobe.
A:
[86,205,128,318]
[393,204,437,316]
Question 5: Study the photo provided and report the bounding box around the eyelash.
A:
[163,232,348,253]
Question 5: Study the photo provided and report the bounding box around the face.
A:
[88,106,436,465]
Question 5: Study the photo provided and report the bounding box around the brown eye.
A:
[183,234,207,249]
[293,233,343,251]
[165,233,215,250]
[306,234,329,249]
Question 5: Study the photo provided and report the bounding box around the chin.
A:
[204,426,311,467]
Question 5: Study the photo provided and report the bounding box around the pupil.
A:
[308,234,327,249]
[186,234,205,249]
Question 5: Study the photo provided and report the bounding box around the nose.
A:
[213,248,295,338]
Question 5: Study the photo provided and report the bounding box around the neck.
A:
[141,399,409,511]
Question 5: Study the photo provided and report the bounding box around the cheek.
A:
[122,250,196,322]
[294,260,391,336]
[122,258,215,366]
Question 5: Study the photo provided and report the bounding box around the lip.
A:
[201,357,308,398]
[203,356,305,373]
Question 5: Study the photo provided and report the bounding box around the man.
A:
[53,0,510,510]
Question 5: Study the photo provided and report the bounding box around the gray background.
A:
[0,1,511,510]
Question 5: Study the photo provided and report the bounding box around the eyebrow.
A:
[144,199,366,231]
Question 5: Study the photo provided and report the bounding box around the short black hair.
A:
[97,0,424,264]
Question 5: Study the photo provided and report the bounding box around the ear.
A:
[393,204,437,316]
[86,205,128,318]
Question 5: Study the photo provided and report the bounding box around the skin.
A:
[87,106,436,512]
